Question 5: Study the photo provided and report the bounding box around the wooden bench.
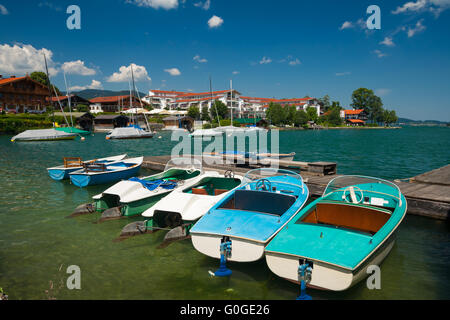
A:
[64,157,82,168]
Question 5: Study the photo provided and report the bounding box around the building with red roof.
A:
[0,74,50,113]
[341,109,368,126]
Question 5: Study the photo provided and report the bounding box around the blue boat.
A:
[47,154,127,181]
[69,156,143,187]
[265,175,407,292]
[190,168,309,263]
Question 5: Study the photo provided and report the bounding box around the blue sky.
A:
[0,0,449,121]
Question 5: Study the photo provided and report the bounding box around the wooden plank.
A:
[411,164,450,186]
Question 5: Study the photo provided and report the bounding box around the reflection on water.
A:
[0,127,449,299]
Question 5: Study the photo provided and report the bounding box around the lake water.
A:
[0,126,449,299]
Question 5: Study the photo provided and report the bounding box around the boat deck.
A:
[142,156,450,220]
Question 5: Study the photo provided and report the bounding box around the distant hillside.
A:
[398,117,449,125]
[62,89,147,100]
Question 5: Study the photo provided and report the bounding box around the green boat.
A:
[72,158,204,221]
[265,175,407,292]
[55,127,91,135]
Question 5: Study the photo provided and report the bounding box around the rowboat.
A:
[140,170,243,230]
[11,128,77,142]
[190,168,309,265]
[69,156,143,187]
[90,158,204,220]
[265,175,407,292]
[189,128,223,137]
[47,154,127,181]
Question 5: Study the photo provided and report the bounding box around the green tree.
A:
[351,88,384,123]
[318,95,331,112]
[266,102,285,126]
[187,105,200,120]
[211,100,228,120]
[201,105,210,122]
[285,105,297,125]
[76,104,89,112]
[331,101,341,110]
[293,110,308,127]
[30,71,61,95]
[306,106,318,123]
[383,109,398,126]
[327,106,343,126]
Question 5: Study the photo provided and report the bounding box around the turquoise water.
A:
[0,126,449,299]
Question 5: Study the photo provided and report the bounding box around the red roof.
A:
[90,95,133,103]
[347,119,365,123]
[0,76,27,86]
[176,90,233,98]
[344,109,364,115]
[173,96,221,103]
[150,90,186,95]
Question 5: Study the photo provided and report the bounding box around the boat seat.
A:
[64,157,82,168]
[302,202,391,234]
[192,188,208,195]
[222,189,296,216]
[214,189,228,196]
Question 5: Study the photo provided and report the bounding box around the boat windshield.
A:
[243,168,306,194]
[323,175,403,207]
[164,157,203,174]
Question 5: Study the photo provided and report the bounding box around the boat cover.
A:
[128,177,178,191]
[107,127,153,139]
[11,129,76,141]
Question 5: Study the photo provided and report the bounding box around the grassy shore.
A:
[0,114,64,134]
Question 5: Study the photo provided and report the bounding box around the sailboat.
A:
[189,77,224,138]
[11,54,78,142]
[264,175,407,291]
[213,80,246,135]
[106,65,154,140]
[54,73,90,136]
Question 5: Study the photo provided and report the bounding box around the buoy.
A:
[81,137,86,141]
[158,136,162,139]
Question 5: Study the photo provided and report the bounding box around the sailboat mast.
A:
[63,71,74,128]
[230,79,233,125]
[43,54,55,126]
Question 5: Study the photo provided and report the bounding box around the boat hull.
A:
[265,234,396,291]
[48,167,79,180]
[191,233,266,262]
[70,165,141,187]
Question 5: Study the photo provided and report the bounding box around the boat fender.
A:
[67,203,96,218]
[99,206,123,222]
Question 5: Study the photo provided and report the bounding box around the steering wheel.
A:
[224,170,234,178]
[342,186,364,204]
[256,179,272,192]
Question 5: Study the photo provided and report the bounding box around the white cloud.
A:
[259,56,272,64]
[392,0,429,14]
[107,63,151,82]
[0,43,59,76]
[339,21,353,30]
[374,49,388,58]
[335,72,351,76]
[392,0,450,16]
[289,58,301,66]
[232,71,239,75]
[380,36,395,46]
[127,0,178,10]
[0,4,8,15]
[61,60,96,76]
[164,68,181,76]
[407,19,426,37]
[38,2,62,11]
[70,80,103,91]
[194,0,210,10]
[193,54,207,63]
[208,15,223,28]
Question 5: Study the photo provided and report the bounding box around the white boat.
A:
[189,128,223,137]
[106,126,154,140]
[141,171,243,228]
[11,128,77,142]
[88,158,205,220]
[47,154,127,180]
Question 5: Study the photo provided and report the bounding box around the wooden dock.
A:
[142,155,450,220]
